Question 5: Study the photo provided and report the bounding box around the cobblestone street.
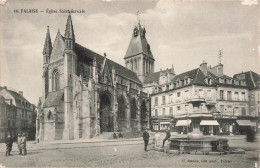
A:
[0,135,259,168]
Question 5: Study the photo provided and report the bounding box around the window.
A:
[169,107,173,116]
[177,106,181,111]
[220,105,224,113]
[199,89,203,98]
[155,109,158,117]
[155,97,158,106]
[234,107,239,115]
[234,92,239,101]
[162,108,165,115]
[227,91,232,100]
[220,90,224,100]
[241,107,246,116]
[8,120,10,128]
[162,96,166,104]
[177,92,181,97]
[241,92,246,101]
[52,70,60,91]
[184,90,189,100]
[207,90,212,100]
[185,105,189,111]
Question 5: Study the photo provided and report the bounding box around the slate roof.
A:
[43,90,64,108]
[233,71,260,89]
[144,70,168,84]
[8,90,28,102]
[75,43,142,84]
[124,24,154,59]
[171,68,199,83]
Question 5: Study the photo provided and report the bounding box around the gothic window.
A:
[45,72,49,97]
[52,69,60,91]
[47,111,52,120]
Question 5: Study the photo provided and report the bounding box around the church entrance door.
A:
[100,93,113,132]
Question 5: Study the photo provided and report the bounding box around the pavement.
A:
[0,133,257,153]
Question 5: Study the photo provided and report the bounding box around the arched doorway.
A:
[118,96,126,132]
[141,100,147,130]
[131,98,137,130]
[100,93,113,132]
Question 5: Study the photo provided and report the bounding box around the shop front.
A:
[175,119,191,134]
[199,120,219,135]
[214,115,237,135]
[236,120,253,135]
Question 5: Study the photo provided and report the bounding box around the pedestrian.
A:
[20,133,27,155]
[113,132,117,139]
[5,134,13,156]
[162,127,171,148]
[142,128,150,151]
[154,131,160,147]
[118,132,123,138]
[17,133,22,155]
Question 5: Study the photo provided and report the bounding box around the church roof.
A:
[124,24,154,60]
[43,90,64,107]
[75,43,142,84]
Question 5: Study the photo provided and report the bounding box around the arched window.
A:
[52,70,60,91]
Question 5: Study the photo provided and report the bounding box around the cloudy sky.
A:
[0,0,259,105]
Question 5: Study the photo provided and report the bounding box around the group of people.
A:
[113,132,123,139]
[142,127,171,151]
[5,133,27,157]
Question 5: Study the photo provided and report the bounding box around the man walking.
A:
[142,128,150,151]
[162,127,171,148]
[5,134,13,156]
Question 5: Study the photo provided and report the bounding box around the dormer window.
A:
[133,27,138,37]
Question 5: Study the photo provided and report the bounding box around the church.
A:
[37,14,156,141]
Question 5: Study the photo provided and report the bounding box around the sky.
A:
[0,0,259,105]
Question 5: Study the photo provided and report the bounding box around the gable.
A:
[50,32,65,63]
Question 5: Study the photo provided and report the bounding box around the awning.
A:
[200,120,219,126]
[175,120,191,126]
[251,122,256,127]
[160,122,170,125]
[236,120,252,126]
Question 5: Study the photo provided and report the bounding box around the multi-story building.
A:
[0,86,37,142]
[234,71,260,132]
[150,61,259,135]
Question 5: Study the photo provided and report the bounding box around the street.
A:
[0,135,259,168]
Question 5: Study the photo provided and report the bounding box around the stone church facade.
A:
[37,14,154,141]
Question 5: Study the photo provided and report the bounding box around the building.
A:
[0,86,36,142]
[149,61,259,135]
[37,14,152,141]
[234,71,260,132]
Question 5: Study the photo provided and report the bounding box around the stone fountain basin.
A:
[168,137,229,153]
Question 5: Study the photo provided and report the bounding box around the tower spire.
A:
[64,13,75,50]
[43,25,52,64]
[65,13,75,40]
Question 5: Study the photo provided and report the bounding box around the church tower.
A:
[63,13,77,140]
[124,21,155,83]
[42,26,52,99]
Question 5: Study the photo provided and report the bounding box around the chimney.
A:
[18,91,23,96]
[199,60,208,76]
